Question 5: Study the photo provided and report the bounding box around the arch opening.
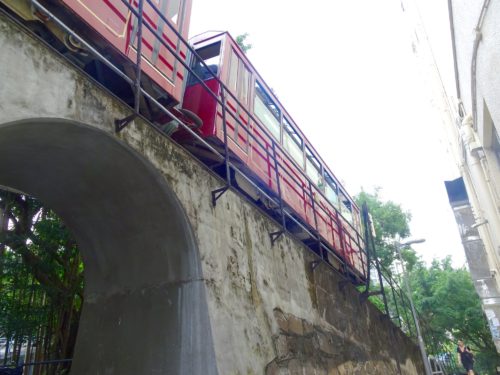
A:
[0,118,217,374]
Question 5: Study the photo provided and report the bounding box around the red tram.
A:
[0,0,367,280]
[1,0,192,108]
[182,32,366,279]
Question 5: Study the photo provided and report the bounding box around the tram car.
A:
[0,0,367,281]
[0,0,192,114]
[181,32,366,279]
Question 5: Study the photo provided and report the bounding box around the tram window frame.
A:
[305,146,322,186]
[254,81,281,140]
[228,49,238,93]
[188,41,221,86]
[282,117,304,168]
[237,59,251,107]
[324,172,339,206]
[339,191,353,223]
[167,0,182,24]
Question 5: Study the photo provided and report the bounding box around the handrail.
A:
[30,0,369,315]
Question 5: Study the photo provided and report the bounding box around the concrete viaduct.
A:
[0,12,423,375]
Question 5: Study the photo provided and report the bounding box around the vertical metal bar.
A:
[220,87,231,187]
[335,211,349,276]
[361,204,372,292]
[307,180,322,250]
[369,230,390,318]
[134,0,144,114]
[390,282,403,328]
[400,289,414,338]
[271,141,286,231]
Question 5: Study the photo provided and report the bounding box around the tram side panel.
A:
[60,0,192,104]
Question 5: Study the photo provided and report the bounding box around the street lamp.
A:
[396,238,433,375]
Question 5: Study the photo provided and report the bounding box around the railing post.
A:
[307,180,323,254]
[134,0,144,114]
[115,0,144,132]
[211,87,231,206]
[269,140,286,245]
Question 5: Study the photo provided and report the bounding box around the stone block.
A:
[273,334,291,360]
[303,320,315,335]
[315,331,341,357]
[287,315,304,336]
[265,359,288,375]
[274,308,289,332]
[287,359,303,375]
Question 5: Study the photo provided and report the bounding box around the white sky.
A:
[188,0,465,266]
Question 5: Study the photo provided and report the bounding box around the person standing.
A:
[457,340,475,375]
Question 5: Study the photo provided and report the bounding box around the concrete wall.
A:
[0,12,423,374]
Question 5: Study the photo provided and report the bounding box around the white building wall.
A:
[449,0,500,350]
[402,0,500,353]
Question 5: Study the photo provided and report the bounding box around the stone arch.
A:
[0,118,217,374]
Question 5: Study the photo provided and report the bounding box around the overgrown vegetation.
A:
[356,188,500,374]
[0,190,82,374]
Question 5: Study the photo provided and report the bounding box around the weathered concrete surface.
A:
[0,12,423,374]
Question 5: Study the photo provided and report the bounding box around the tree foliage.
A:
[410,257,500,373]
[355,189,413,272]
[0,190,82,370]
[235,33,252,53]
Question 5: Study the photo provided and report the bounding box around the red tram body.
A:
[60,0,192,103]
[2,0,192,106]
[0,1,367,280]
[183,32,367,279]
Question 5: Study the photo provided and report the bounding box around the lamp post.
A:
[396,238,433,375]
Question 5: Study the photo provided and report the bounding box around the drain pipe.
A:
[470,0,491,129]
[447,0,461,100]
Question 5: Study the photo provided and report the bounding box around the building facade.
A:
[445,0,500,351]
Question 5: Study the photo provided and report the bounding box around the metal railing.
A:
[29,0,367,281]
[16,0,428,346]
[0,359,72,375]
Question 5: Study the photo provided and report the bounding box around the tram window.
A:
[305,146,321,185]
[167,0,181,24]
[324,173,338,206]
[339,192,353,223]
[228,50,238,92]
[238,60,250,106]
[254,81,280,140]
[283,117,304,167]
[188,42,220,86]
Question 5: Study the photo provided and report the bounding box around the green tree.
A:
[355,189,412,272]
[236,33,252,53]
[410,257,500,373]
[0,190,82,371]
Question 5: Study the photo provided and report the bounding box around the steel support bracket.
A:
[115,113,138,133]
[310,260,322,271]
[269,230,284,246]
[211,186,229,207]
